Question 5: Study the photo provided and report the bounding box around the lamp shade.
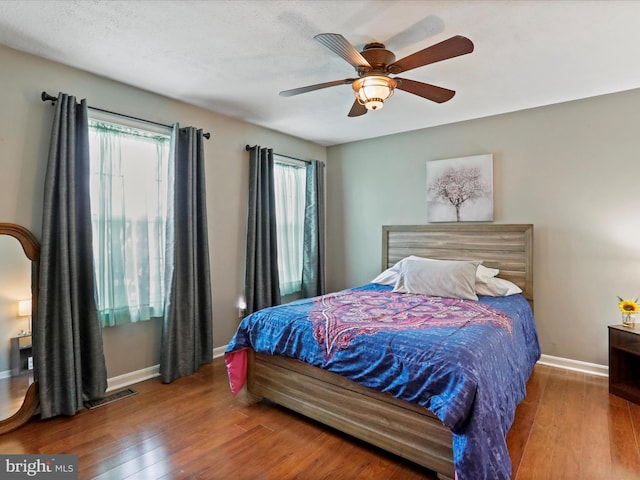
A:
[353,76,397,110]
[18,299,32,317]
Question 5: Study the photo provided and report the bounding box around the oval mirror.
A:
[0,223,39,434]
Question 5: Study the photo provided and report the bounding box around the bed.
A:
[225,224,539,480]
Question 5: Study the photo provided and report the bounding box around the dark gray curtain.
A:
[301,160,326,297]
[244,146,281,315]
[160,126,213,383]
[36,93,107,418]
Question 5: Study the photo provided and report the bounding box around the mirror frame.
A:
[0,223,40,434]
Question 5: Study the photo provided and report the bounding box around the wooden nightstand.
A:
[609,324,640,404]
[10,335,33,376]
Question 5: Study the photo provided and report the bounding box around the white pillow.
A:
[476,264,499,283]
[372,256,521,297]
[392,258,480,300]
[372,256,494,287]
[370,266,401,285]
[475,276,522,296]
[370,255,422,285]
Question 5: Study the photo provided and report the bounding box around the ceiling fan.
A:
[280,33,474,117]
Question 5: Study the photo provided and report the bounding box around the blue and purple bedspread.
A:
[225,284,540,480]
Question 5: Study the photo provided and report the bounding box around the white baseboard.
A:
[105,347,608,393]
[106,346,228,392]
[106,365,160,393]
[0,369,11,380]
[213,346,610,378]
[537,354,608,377]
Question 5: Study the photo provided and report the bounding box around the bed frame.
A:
[246,224,534,480]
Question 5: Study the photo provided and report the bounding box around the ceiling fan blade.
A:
[314,33,372,69]
[388,35,474,74]
[395,78,456,103]
[280,78,355,97]
[347,100,368,117]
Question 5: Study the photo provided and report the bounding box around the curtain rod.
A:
[244,144,310,164]
[41,91,211,140]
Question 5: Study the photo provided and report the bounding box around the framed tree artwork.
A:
[426,154,493,222]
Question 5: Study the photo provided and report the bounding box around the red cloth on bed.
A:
[224,347,248,395]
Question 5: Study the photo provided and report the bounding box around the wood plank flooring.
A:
[0,373,34,419]
[0,359,638,479]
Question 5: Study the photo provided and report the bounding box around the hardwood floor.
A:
[0,373,34,419]
[0,359,638,479]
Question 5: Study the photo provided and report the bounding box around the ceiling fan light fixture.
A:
[353,76,397,110]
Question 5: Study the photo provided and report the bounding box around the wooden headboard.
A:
[382,224,533,303]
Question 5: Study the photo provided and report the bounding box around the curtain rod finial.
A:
[41,91,58,103]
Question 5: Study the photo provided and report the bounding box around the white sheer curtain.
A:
[273,160,306,296]
[88,119,171,326]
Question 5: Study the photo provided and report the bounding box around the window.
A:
[273,156,306,296]
[88,115,172,326]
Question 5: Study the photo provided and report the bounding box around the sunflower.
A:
[618,297,640,315]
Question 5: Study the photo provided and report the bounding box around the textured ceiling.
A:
[1,0,640,146]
